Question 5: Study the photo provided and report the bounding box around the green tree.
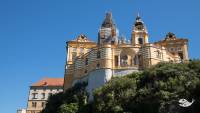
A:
[93,61,200,113]
[42,60,200,113]
[59,103,78,113]
[41,82,89,113]
[93,73,140,113]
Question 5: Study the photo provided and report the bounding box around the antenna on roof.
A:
[136,12,141,20]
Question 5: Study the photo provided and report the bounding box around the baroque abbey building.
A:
[64,12,189,98]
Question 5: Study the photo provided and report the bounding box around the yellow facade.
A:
[64,12,189,91]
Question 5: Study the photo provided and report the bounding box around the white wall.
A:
[29,87,63,101]
[86,69,112,101]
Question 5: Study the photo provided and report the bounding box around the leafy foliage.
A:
[42,60,200,113]
[41,82,89,113]
[59,103,78,113]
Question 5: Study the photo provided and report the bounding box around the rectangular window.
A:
[80,48,84,54]
[32,102,37,108]
[85,58,88,65]
[97,51,101,58]
[155,51,161,58]
[85,70,87,73]
[41,102,45,107]
[178,52,183,60]
[48,93,52,97]
[138,38,143,44]
[138,35,143,44]
[96,63,100,69]
[170,47,174,51]
[178,47,182,51]
[72,52,77,61]
[41,93,45,99]
[114,56,118,67]
[32,93,38,99]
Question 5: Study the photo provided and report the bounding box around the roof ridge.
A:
[31,78,64,87]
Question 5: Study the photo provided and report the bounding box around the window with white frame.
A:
[41,93,45,99]
[32,93,38,99]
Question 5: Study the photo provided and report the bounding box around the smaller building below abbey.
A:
[64,12,189,99]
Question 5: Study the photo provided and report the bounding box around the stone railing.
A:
[113,65,139,70]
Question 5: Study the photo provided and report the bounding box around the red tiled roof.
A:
[31,78,64,87]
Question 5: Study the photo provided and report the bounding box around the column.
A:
[118,55,120,67]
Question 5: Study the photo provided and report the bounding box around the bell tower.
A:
[131,14,148,46]
[98,12,119,45]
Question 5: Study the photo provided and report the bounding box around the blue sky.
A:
[0,0,200,113]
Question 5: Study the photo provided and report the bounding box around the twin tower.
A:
[98,12,148,46]
[64,12,189,100]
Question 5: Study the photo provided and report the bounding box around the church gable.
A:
[73,34,93,42]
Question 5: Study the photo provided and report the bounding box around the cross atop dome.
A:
[133,13,147,32]
[135,13,144,25]
[136,13,142,21]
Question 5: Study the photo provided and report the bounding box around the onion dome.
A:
[101,12,116,28]
[133,13,147,32]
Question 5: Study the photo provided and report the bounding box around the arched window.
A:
[134,56,138,65]
[97,51,101,58]
[85,58,88,65]
[96,63,100,69]
[155,50,161,58]
[178,52,183,62]
[72,52,77,61]
[80,48,84,54]
[138,38,143,44]
[121,55,128,66]
[85,70,87,73]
